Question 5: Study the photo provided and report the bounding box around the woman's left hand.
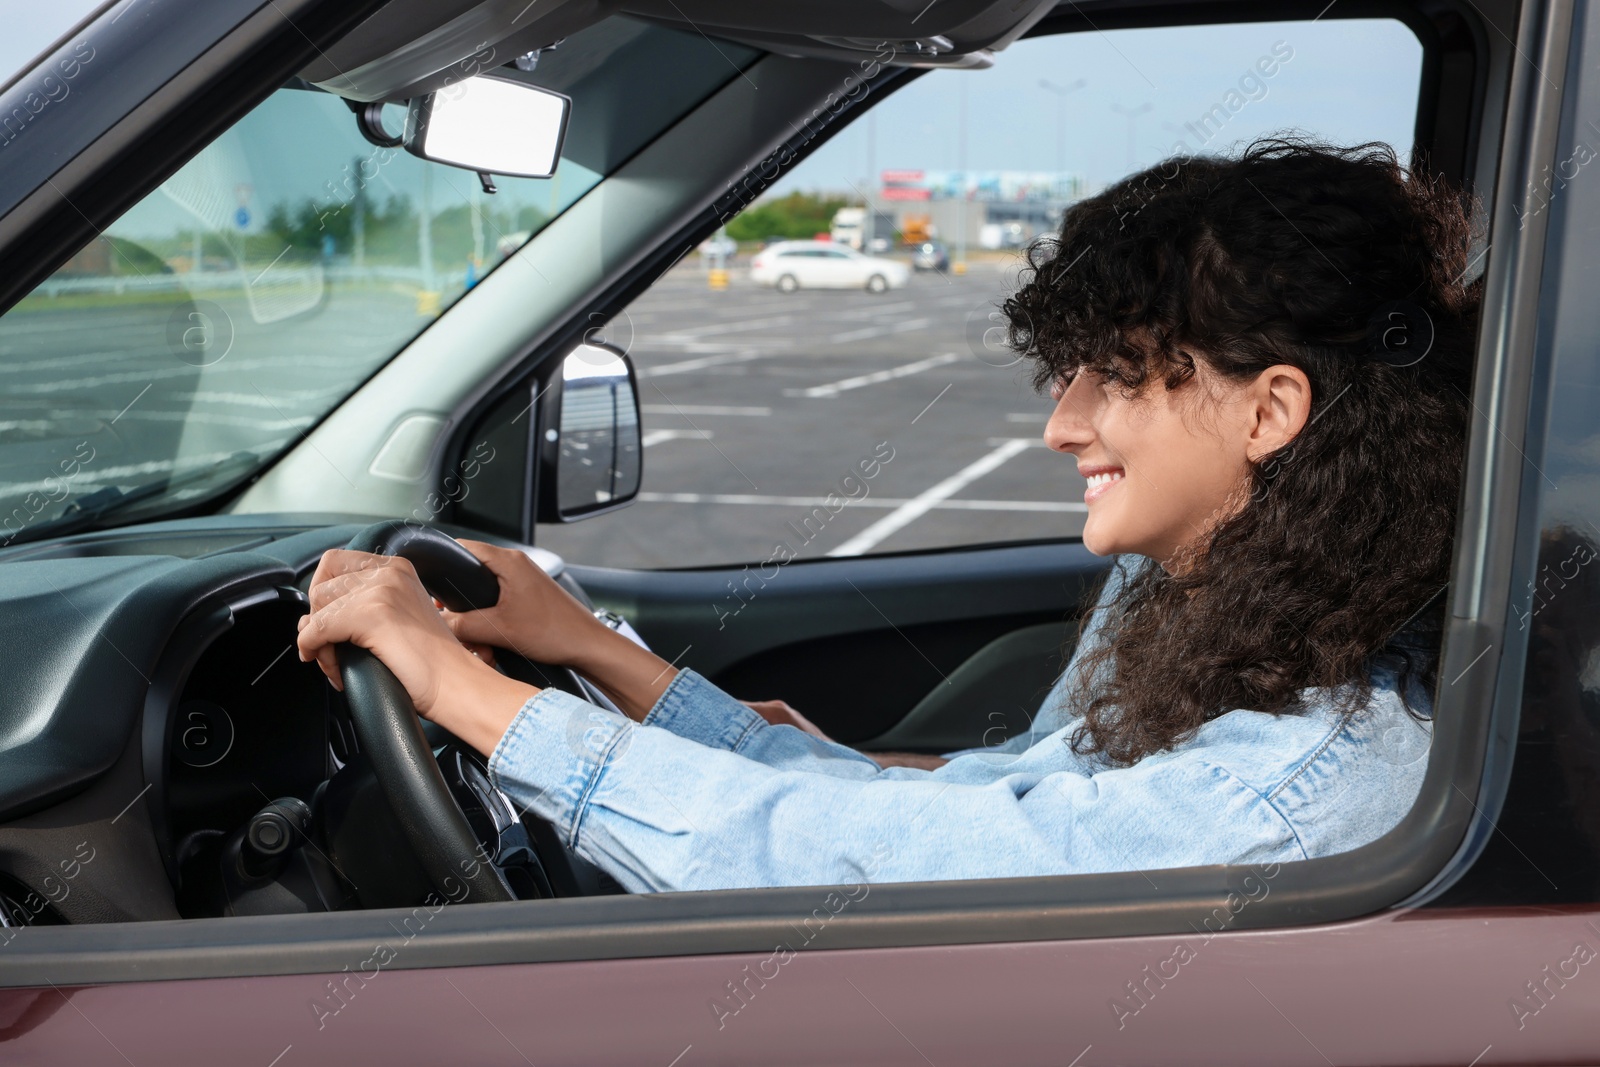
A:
[741,698,832,740]
[296,549,536,751]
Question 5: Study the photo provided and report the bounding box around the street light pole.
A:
[1038,77,1087,178]
[419,164,435,292]
[351,155,366,272]
[865,110,877,252]
[1110,102,1153,172]
[955,76,967,274]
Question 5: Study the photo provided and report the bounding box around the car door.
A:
[820,246,863,288]
[765,248,797,287]
[3,0,1596,1064]
[796,248,834,288]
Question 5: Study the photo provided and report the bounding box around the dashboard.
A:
[0,515,604,927]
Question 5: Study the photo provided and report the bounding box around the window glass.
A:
[0,87,591,542]
[0,19,756,543]
[537,18,1424,568]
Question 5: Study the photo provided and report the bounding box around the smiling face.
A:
[1045,355,1312,568]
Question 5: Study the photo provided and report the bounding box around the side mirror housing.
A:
[446,343,641,541]
[534,343,642,523]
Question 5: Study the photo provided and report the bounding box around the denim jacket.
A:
[487,557,1434,892]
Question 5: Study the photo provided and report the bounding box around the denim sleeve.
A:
[486,683,1302,892]
[641,667,884,779]
[940,554,1142,760]
[643,557,1149,770]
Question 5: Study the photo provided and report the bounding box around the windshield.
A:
[0,18,757,545]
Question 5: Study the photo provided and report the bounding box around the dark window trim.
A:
[1400,0,1577,904]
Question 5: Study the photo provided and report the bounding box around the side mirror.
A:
[355,75,571,179]
[535,343,641,522]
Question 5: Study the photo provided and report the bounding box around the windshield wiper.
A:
[5,450,267,548]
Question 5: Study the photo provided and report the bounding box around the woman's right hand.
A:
[439,539,610,667]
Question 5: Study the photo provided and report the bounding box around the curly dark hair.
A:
[1002,137,1484,767]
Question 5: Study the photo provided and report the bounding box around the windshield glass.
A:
[0,18,756,545]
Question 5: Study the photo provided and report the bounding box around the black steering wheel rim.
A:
[335,519,520,904]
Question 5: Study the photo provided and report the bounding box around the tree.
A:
[725,191,856,242]
[264,193,418,262]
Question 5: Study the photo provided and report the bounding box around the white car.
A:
[750,240,911,293]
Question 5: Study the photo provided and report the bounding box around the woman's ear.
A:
[1244,364,1312,461]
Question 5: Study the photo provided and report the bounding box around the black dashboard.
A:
[0,514,597,927]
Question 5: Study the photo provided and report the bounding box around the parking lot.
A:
[537,258,1091,569]
[0,253,1088,567]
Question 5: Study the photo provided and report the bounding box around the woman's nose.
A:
[1043,375,1094,454]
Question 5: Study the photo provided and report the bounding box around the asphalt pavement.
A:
[0,258,1089,565]
[0,286,412,513]
[537,259,1090,569]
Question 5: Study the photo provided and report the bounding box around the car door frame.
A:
[434,0,1552,939]
[0,0,1566,1009]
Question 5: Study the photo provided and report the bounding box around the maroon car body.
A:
[0,0,1597,1063]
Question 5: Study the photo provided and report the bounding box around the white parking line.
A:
[827,438,1039,556]
[638,351,767,378]
[630,339,790,353]
[641,429,714,447]
[833,300,919,320]
[828,317,932,344]
[0,350,149,374]
[788,351,960,399]
[636,491,1083,512]
[638,298,794,318]
[0,448,280,495]
[667,313,797,339]
[641,404,770,416]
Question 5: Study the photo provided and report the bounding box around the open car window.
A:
[534,18,1426,568]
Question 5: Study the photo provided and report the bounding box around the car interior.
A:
[0,0,1544,985]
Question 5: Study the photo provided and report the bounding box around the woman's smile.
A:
[1080,465,1126,504]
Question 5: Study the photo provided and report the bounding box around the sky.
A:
[0,1,105,90]
[769,18,1424,199]
[5,8,1423,237]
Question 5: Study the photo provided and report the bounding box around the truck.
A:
[830,206,897,251]
[899,212,935,246]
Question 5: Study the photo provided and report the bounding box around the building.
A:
[874,169,1091,250]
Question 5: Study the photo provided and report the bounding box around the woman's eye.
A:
[1049,375,1071,400]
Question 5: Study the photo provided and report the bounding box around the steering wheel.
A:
[334,520,523,904]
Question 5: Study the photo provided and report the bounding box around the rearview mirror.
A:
[368,74,569,179]
[536,344,641,522]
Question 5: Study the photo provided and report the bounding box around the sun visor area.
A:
[299,0,615,102]
[301,0,1057,103]
[619,0,1057,67]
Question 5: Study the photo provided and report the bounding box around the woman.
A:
[296,139,1483,891]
